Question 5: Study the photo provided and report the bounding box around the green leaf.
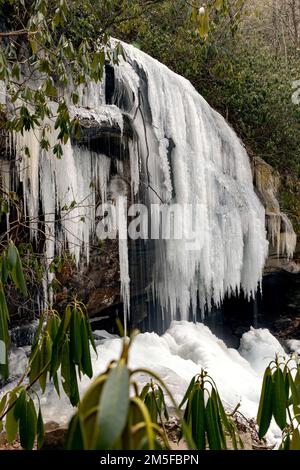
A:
[215,0,223,11]
[61,339,71,397]
[47,314,61,341]
[205,392,223,450]
[291,428,300,450]
[257,367,274,439]
[86,315,97,354]
[291,370,300,405]
[95,362,129,449]
[14,389,26,420]
[45,78,57,98]
[7,242,17,270]
[0,393,8,432]
[11,251,28,297]
[78,374,107,448]
[158,385,169,421]
[288,370,300,407]
[215,391,239,449]
[144,393,157,423]
[70,308,82,366]
[52,371,60,397]
[53,143,63,159]
[53,306,72,348]
[180,376,196,408]
[51,306,72,376]
[198,10,210,39]
[0,286,9,320]
[29,38,38,54]
[39,334,52,392]
[11,63,20,81]
[5,393,18,443]
[191,388,205,450]
[29,346,41,385]
[37,406,45,449]
[19,396,37,450]
[80,317,93,378]
[71,92,79,105]
[212,388,226,448]
[140,384,150,401]
[1,255,8,283]
[0,294,9,378]
[283,434,291,450]
[65,414,84,450]
[61,339,80,406]
[72,119,81,140]
[0,393,7,413]
[183,390,193,426]
[69,361,80,407]
[31,312,45,352]
[273,368,287,430]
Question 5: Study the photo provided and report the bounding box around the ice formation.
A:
[8,41,270,323]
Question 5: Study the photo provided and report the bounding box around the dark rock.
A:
[41,422,67,450]
[87,287,120,316]
[9,323,37,347]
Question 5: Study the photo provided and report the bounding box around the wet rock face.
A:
[53,240,121,318]
[10,323,37,347]
[264,241,300,275]
[251,155,298,269]
[53,234,152,327]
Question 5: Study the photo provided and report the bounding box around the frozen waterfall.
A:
[9,40,269,326]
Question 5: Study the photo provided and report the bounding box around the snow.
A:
[239,327,286,375]
[286,339,300,355]
[16,322,284,446]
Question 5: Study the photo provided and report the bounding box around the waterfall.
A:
[9,41,269,326]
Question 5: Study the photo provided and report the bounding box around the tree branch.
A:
[0,29,38,38]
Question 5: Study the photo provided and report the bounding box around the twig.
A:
[0,30,38,38]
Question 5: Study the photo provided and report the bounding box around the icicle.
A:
[95,153,111,203]
[280,213,297,259]
[0,160,10,233]
[129,140,140,197]
[117,196,130,334]
[0,80,6,105]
